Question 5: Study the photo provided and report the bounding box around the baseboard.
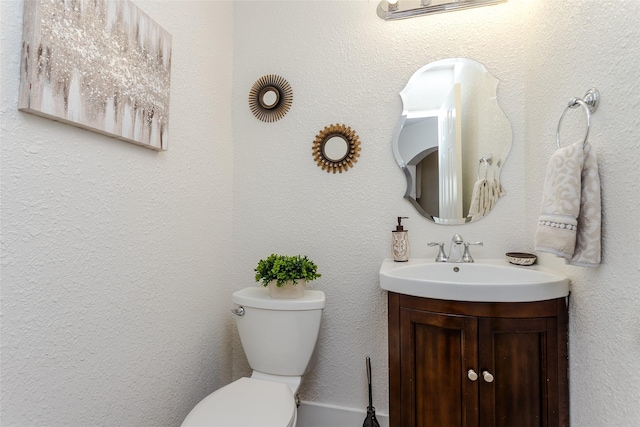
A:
[297,401,389,427]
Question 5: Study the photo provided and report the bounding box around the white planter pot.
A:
[267,279,306,299]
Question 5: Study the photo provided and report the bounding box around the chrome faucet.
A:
[462,241,483,263]
[428,234,483,263]
[427,241,448,262]
[448,234,465,263]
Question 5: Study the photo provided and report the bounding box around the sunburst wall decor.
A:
[312,123,361,174]
[248,75,293,122]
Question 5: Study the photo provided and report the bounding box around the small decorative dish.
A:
[506,252,537,266]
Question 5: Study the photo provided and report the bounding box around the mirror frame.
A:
[248,74,293,122]
[313,123,361,173]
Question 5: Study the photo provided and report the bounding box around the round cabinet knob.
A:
[467,369,478,381]
[482,371,494,383]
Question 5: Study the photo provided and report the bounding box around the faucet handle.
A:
[462,241,483,263]
[428,241,448,262]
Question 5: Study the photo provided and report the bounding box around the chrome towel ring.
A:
[556,88,600,149]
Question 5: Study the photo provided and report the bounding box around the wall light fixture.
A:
[377,0,507,20]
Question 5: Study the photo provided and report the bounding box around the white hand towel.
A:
[535,141,601,267]
[571,142,602,266]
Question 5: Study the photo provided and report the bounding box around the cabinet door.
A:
[400,308,479,427]
[478,317,558,427]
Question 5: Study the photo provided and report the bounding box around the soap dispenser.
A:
[392,217,410,262]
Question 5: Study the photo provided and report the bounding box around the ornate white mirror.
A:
[393,58,512,224]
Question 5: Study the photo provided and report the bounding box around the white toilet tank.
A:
[232,287,325,376]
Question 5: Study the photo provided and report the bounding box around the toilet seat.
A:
[181,377,296,427]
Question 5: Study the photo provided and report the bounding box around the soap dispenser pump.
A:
[392,217,410,262]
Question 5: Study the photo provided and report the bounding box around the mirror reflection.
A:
[259,87,279,109]
[323,136,349,161]
[393,58,512,224]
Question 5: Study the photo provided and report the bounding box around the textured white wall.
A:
[232,0,639,425]
[232,0,527,416]
[3,1,639,426]
[523,1,640,425]
[1,1,234,425]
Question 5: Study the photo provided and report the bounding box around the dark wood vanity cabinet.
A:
[388,293,569,427]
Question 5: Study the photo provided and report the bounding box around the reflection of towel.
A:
[468,179,486,220]
[468,179,505,221]
[489,178,505,212]
[535,141,601,267]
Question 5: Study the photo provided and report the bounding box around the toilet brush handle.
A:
[366,357,373,408]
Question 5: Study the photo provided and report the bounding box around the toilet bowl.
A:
[181,287,325,427]
[181,377,297,427]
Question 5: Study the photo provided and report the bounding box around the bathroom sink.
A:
[379,258,569,302]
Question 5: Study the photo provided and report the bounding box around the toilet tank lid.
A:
[232,287,325,310]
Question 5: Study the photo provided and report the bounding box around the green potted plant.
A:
[254,254,321,299]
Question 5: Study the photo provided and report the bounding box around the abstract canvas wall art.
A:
[18,0,172,151]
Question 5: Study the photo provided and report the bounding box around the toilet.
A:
[181,286,325,427]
